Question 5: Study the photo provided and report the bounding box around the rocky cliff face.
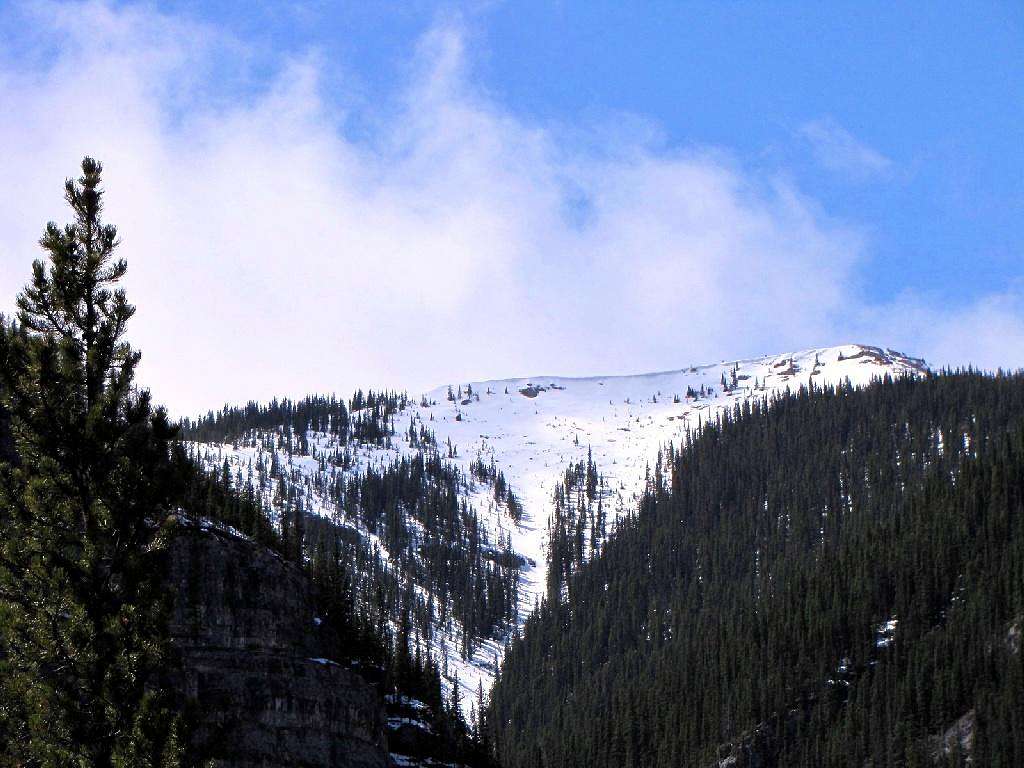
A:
[166,522,389,768]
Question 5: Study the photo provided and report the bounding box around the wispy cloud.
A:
[800,117,893,181]
[0,2,1017,415]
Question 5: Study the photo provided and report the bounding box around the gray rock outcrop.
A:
[166,522,388,768]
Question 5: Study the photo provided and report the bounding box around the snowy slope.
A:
[412,344,925,599]
[192,343,926,710]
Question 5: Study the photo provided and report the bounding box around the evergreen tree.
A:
[0,158,184,766]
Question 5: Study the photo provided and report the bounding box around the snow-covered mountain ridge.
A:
[189,343,926,710]
[415,344,926,592]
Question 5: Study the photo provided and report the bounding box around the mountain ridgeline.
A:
[488,371,1024,767]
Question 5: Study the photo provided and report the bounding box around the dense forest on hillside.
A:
[489,373,1024,767]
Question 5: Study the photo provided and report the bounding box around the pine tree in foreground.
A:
[0,158,184,766]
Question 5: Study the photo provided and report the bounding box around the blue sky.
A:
[1,1,1023,413]
[158,0,1024,305]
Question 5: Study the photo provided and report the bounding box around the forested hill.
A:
[488,371,1024,768]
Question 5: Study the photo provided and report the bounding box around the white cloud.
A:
[0,2,1018,416]
[800,117,893,181]
[857,288,1024,373]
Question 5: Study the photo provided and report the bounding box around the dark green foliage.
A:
[173,444,283,553]
[546,450,608,602]
[181,390,408,448]
[490,373,1024,767]
[0,159,184,766]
